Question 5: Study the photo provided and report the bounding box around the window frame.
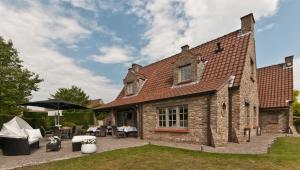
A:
[157,105,188,129]
[126,82,134,95]
[179,64,192,83]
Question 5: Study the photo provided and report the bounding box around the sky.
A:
[0,0,299,103]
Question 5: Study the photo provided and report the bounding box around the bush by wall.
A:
[62,111,94,127]
[0,114,15,129]
[23,111,47,118]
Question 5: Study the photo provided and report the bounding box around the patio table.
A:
[117,126,137,133]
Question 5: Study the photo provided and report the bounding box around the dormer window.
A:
[126,82,134,95]
[179,64,192,82]
[123,63,146,97]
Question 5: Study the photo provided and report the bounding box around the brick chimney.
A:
[181,45,189,52]
[132,63,142,72]
[241,13,255,34]
[285,56,294,67]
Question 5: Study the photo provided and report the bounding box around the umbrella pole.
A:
[57,104,60,127]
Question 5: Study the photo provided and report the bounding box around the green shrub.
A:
[294,119,300,126]
[0,114,15,129]
[23,111,47,118]
[62,111,94,126]
[96,112,109,120]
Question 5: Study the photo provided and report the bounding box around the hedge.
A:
[23,111,47,118]
[62,111,94,127]
[0,114,15,129]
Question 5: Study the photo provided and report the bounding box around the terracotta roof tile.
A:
[99,30,251,109]
[257,63,293,108]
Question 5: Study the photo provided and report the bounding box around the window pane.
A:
[180,65,191,82]
[158,109,166,127]
[168,108,176,127]
[179,106,188,127]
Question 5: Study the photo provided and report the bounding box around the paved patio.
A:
[0,136,148,170]
[0,134,295,170]
[149,134,291,154]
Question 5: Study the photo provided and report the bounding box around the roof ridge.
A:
[140,29,241,70]
[257,63,284,70]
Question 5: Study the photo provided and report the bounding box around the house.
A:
[257,56,294,133]
[96,13,294,147]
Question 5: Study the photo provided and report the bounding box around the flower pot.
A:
[81,144,97,154]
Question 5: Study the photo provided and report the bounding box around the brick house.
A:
[96,13,294,147]
[257,56,294,133]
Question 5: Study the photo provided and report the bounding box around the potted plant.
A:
[81,138,97,154]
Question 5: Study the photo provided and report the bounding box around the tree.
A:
[50,85,89,105]
[293,90,300,116]
[0,36,43,115]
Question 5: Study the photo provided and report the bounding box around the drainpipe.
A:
[228,87,233,142]
[207,93,212,146]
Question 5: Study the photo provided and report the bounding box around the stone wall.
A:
[259,109,289,133]
[231,32,260,143]
[210,83,229,146]
[142,95,210,145]
[142,89,229,146]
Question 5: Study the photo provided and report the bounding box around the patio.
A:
[0,136,148,170]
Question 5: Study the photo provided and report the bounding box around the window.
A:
[168,108,177,127]
[179,64,192,82]
[158,109,166,127]
[270,114,278,124]
[179,106,188,127]
[127,82,134,95]
[158,105,188,128]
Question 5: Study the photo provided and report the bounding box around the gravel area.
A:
[0,136,148,170]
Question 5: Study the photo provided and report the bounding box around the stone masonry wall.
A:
[210,83,229,146]
[142,95,209,145]
[259,109,289,133]
[232,32,260,143]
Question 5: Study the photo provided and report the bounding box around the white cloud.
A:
[92,46,133,64]
[294,57,300,91]
[0,1,120,102]
[257,23,274,32]
[129,0,280,62]
[61,0,125,13]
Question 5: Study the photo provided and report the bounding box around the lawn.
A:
[22,137,300,170]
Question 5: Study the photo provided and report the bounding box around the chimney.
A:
[181,45,189,52]
[241,13,255,34]
[132,63,142,72]
[285,56,294,67]
[214,42,224,53]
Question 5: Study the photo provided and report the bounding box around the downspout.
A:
[207,93,212,146]
[228,87,233,142]
[139,104,143,139]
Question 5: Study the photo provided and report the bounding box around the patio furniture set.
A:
[0,116,138,155]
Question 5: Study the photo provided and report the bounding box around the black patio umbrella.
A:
[20,99,87,126]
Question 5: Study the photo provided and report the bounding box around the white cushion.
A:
[28,137,39,144]
[25,129,43,139]
[72,135,96,143]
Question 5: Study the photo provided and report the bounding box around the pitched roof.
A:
[257,63,293,109]
[98,30,251,109]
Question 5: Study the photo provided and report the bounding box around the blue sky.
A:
[0,0,299,102]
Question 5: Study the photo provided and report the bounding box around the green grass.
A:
[22,137,300,170]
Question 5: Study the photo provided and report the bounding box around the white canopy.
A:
[0,116,33,138]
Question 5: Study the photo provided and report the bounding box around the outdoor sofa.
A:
[1,137,39,156]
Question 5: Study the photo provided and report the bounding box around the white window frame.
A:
[179,64,192,82]
[157,105,188,128]
[127,82,134,95]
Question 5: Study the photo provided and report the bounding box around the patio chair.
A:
[40,126,52,137]
[98,126,107,137]
[52,126,61,138]
[112,126,126,138]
